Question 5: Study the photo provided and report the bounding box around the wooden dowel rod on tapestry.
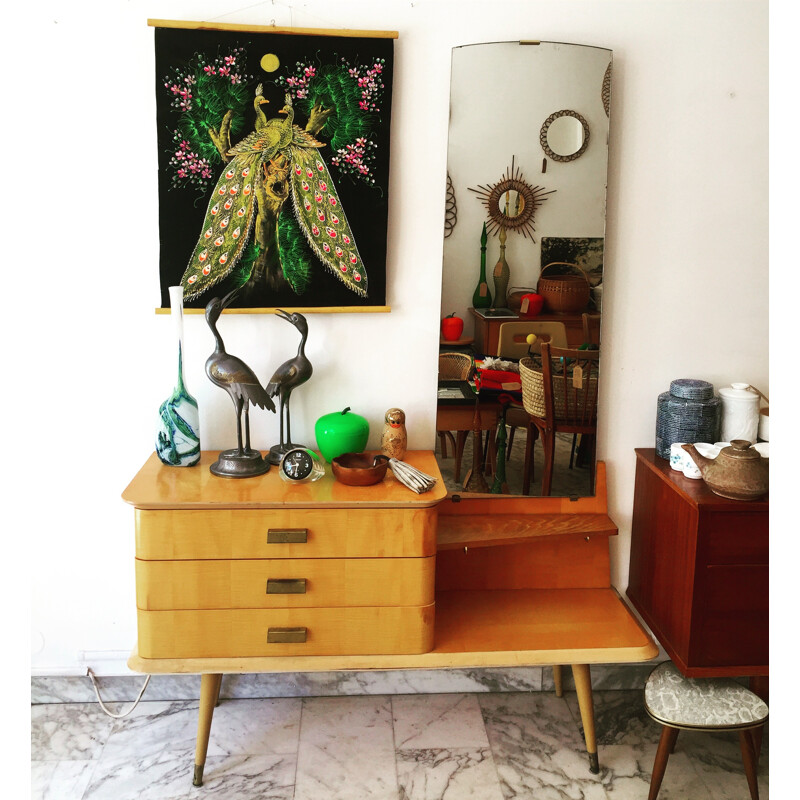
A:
[147,19,399,39]
[155,306,392,315]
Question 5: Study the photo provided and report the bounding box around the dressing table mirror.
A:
[438,41,612,498]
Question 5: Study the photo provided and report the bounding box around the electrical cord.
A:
[87,668,151,719]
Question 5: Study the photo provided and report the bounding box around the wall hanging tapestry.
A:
[152,20,396,311]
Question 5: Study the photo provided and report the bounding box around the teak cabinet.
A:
[123,451,656,785]
[627,449,768,678]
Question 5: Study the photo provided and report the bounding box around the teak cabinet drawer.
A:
[137,604,436,658]
[135,508,437,560]
[699,511,768,566]
[136,556,435,610]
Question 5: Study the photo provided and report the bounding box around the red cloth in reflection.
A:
[477,368,521,392]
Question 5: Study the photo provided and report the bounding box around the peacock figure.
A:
[180,86,368,301]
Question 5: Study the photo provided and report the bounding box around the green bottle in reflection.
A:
[472,223,492,308]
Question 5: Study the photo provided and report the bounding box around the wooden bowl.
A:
[331,453,390,486]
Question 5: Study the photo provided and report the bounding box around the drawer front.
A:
[699,510,768,566]
[135,507,437,560]
[137,604,435,658]
[136,556,435,610]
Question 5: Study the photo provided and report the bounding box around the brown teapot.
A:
[681,440,768,501]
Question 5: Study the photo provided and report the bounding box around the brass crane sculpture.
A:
[266,310,313,465]
[204,289,276,477]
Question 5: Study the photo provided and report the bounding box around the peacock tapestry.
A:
[153,24,394,310]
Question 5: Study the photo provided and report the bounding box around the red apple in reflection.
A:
[441,313,464,341]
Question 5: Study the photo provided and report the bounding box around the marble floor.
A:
[31,689,768,799]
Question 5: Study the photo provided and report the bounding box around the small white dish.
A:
[753,442,769,458]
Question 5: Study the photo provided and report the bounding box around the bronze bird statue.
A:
[205,289,276,477]
[266,310,313,464]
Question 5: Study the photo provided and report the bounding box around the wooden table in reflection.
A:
[436,382,500,484]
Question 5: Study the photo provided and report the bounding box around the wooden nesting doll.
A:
[381,408,407,460]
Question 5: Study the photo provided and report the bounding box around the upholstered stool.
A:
[644,661,768,800]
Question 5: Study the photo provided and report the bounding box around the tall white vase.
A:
[156,286,201,466]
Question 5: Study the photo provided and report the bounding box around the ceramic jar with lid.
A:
[655,379,721,459]
[719,383,760,444]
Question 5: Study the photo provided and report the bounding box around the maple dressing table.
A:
[123,451,656,786]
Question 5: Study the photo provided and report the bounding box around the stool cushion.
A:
[645,662,768,729]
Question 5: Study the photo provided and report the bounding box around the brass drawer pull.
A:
[267,528,308,544]
[267,627,307,644]
[266,578,307,595]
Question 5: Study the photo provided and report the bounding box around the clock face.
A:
[281,448,314,481]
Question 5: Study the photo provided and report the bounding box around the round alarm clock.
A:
[279,448,325,483]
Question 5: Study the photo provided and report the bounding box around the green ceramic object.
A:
[314,407,369,463]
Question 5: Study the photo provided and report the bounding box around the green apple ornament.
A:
[314,407,370,462]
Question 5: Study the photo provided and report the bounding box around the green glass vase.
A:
[156,286,201,466]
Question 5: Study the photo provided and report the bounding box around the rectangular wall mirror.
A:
[437,41,612,498]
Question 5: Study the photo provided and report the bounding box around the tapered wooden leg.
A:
[193,673,223,786]
[213,674,223,707]
[649,726,679,800]
[571,664,598,773]
[553,665,563,697]
[739,728,761,800]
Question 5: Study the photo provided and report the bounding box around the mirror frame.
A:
[540,109,590,162]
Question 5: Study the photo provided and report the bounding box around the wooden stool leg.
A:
[553,665,563,697]
[649,726,679,800]
[739,728,761,800]
[193,673,223,786]
[571,664,599,773]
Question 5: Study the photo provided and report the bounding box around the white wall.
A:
[18,0,768,674]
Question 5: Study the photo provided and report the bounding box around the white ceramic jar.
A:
[719,383,760,444]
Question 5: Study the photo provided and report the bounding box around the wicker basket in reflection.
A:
[519,355,598,421]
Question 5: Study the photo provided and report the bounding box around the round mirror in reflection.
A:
[540,110,590,162]
[469,158,556,238]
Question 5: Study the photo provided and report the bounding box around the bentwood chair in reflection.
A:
[519,342,600,496]
[496,321,569,465]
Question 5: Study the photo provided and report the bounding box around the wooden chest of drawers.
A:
[627,448,768,677]
[124,451,446,660]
